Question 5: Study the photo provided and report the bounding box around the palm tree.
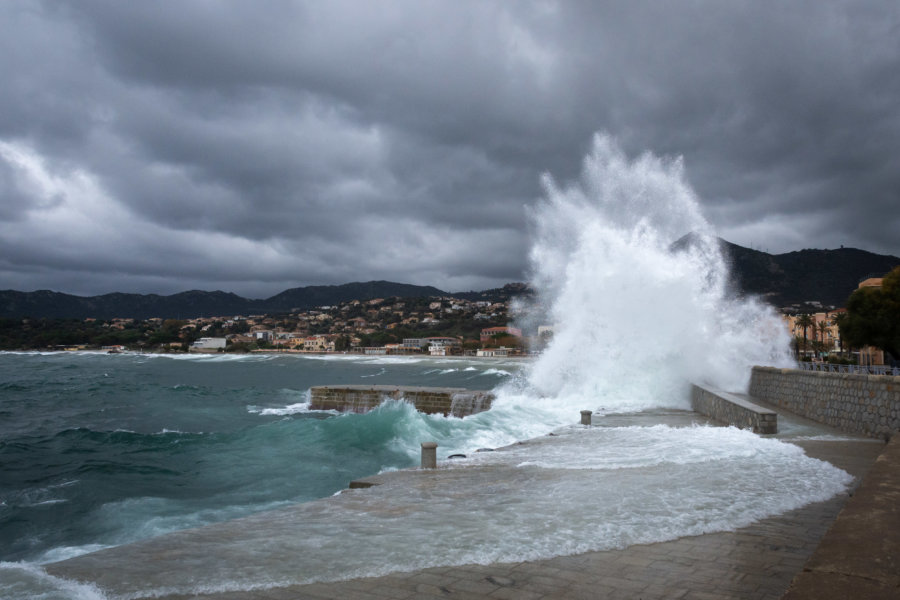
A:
[817,321,830,356]
[796,314,814,358]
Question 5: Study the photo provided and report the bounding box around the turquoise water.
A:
[0,352,519,564]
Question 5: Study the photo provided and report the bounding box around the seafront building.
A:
[190,337,227,352]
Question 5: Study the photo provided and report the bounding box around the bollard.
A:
[581,410,592,426]
[421,442,438,468]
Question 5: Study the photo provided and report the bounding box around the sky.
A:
[1,1,898,298]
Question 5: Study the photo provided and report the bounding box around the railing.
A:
[798,362,900,376]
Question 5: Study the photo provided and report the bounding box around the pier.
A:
[308,385,495,417]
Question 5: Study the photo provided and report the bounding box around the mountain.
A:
[0,290,254,320]
[3,241,897,319]
[714,239,899,308]
[259,281,446,313]
[0,281,446,320]
[448,282,534,303]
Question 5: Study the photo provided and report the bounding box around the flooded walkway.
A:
[46,409,888,600]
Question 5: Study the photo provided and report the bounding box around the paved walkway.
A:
[783,435,900,600]
[48,409,889,600]
[162,434,884,600]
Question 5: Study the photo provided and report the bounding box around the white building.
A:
[191,337,226,351]
[477,347,509,358]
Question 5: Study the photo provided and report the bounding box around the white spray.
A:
[522,134,794,412]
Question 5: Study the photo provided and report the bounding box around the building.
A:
[426,337,462,356]
[477,347,509,358]
[426,337,461,347]
[480,326,523,343]
[303,335,334,352]
[191,337,226,352]
[402,338,429,349]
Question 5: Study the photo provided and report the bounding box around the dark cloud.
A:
[0,0,898,297]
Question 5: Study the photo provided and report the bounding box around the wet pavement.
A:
[47,407,889,600]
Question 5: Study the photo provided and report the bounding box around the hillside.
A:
[721,242,899,308]
[0,282,445,320]
[2,241,897,318]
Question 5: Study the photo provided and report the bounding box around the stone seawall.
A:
[690,384,777,434]
[749,366,900,439]
[308,385,494,417]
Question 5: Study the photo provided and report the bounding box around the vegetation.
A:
[0,318,151,350]
[836,266,900,358]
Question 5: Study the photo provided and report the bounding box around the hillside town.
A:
[2,268,897,368]
[781,273,893,367]
[10,292,542,358]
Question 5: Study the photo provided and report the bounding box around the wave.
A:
[477,368,512,377]
[422,368,459,375]
[248,402,314,416]
[522,134,793,412]
[359,367,387,378]
[0,561,108,599]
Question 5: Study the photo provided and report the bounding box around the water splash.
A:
[522,134,793,412]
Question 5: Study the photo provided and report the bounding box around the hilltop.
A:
[0,281,533,320]
[720,241,899,309]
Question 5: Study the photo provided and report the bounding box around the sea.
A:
[0,135,852,598]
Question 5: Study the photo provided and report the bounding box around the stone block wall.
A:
[690,384,777,434]
[308,385,494,417]
[749,366,900,439]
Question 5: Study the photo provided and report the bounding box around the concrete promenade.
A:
[783,434,900,599]
[84,407,890,600]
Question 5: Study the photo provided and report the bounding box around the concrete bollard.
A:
[581,410,592,426]
[421,442,438,468]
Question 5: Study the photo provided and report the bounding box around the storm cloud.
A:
[1,1,898,297]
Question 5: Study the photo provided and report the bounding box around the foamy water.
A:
[524,134,794,411]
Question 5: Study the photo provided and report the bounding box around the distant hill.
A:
[258,281,447,313]
[0,289,253,320]
[0,281,446,320]
[2,241,897,319]
[723,241,899,308]
[672,235,899,308]
[449,282,534,303]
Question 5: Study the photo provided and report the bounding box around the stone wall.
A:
[749,366,900,439]
[690,384,777,434]
[308,385,494,418]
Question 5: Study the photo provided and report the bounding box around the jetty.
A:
[308,384,494,417]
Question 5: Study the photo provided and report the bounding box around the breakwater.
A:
[749,366,899,439]
[308,385,494,417]
[690,383,777,433]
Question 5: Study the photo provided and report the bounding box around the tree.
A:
[836,266,900,358]
[796,314,814,356]
[333,335,351,352]
[816,320,830,356]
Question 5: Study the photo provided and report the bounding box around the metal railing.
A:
[798,362,900,376]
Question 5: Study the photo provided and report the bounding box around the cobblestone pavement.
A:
[150,414,886,600]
